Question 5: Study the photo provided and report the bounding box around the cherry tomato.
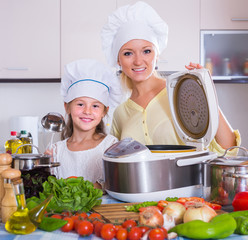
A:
[77,212,88,219]
[61,211,71,217]
[148,228,165,240]
[127,226,142,240]
[176,197,205,206]
[74,219,82,232]
[77,220,94,236]
[51,214,62,219]
[94,221,104,237]
[139,226,150,236]
[157,200,169,211]
[205,201,222,210]
[122,219,137,228]
[61,217,74,232]
[114,225,122,232]
[101,223,116,240]
[160,227,168,238]
[116,227,128,240]
[88,212,102,220]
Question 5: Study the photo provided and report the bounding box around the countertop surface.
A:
[1,194,248,240]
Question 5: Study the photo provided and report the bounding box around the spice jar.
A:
[223,58,231,76]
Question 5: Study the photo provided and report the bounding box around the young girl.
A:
[50,59,122,189]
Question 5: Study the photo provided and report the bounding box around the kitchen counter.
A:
[0,194,248,240]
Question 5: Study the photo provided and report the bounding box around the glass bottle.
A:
[223,58,231,76]
[4,131,23,154]
[19,130,33,153]
[5,177,52,235]
[205,58,213,75]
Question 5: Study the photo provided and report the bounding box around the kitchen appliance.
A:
[103,68,219,202]
[210,146,248,206]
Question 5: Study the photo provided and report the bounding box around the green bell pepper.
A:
[169,213,236,239]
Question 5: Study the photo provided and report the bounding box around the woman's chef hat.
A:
[61,59,122,109]
[101,1,168,67]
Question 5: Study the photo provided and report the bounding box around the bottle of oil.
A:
[4,131,23,154]
[5,177,53,235]
[19,130,33,153]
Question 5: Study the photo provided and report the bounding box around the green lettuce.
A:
[26,176,102,213]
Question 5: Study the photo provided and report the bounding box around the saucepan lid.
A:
[146,145,196,153]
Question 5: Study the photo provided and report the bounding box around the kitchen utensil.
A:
[11,144,60,171]
[210,146,248,205]
[146,144,196,153]
[41,112,65,150]
[103,69,219,202]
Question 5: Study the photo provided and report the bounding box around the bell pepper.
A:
[169,213,236,239]
[229,211,248,235]
[232,192,248,211]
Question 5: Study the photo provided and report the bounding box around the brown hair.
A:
[61,106,108,140]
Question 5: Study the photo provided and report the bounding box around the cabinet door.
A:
[201,0,248,29]
[61,0,116,73]
[0,0,60,79]
[117,0,200,71]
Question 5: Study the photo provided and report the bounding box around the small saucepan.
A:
[12,144,60,171]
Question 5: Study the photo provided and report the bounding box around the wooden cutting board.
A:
[92,202,140,224]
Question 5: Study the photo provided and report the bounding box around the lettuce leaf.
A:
[26,176,102,213]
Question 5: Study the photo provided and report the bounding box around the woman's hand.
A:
[185,62,203,70]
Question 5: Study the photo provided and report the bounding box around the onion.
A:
[162,202,186,224]
[139,207,164,228]
[183,203,217,223]
[162,213,176,231]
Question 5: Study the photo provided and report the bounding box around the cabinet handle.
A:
[231,18,248,21]
[5,67,29,71]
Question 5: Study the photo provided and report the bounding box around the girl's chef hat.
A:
[61,59,122,109]
[101,1,169,67]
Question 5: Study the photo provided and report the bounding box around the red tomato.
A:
[51,214,62,219]
[127,226,142,240]
[77,220,94,236]
[77,212,88,219]
[88,212,102,220]
[160,227,168,239]
[94,221,104,237]
[204,201,222,210]
[116,228,128,240]
[61,217,74,232]
[157,200,169,211]
[61,211,71,217]
[139,226,150,236]
[114,225,122,232]
[232,192,248,211]
[148,228,165,240]
[122,219,137,228]
[101,223,116,240]
[176,197,205,205]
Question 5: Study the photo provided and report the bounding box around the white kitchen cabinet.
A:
[61,0,116,74]
[0,0,60,79]
[201,0,248,29]
[117,0,200,71]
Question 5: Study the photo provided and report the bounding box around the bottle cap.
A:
[20,130,27,134]
[1,169,21,180]
[10,131,17,136]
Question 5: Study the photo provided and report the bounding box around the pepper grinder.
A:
[1,168,21,223]
[0,153,12,219]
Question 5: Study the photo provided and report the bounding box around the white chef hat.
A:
[61,59,123,109]
[101,1,169,67]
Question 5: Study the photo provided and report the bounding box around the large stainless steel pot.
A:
[210,146,248,205]
[12,144,60,171]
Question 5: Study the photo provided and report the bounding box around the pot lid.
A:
[167,69,219,150]
[12,153,51,160]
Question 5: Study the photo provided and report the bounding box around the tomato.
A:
[94,221,104,237]
[148,228,165,240]
[160,227,168,239]
[232,191,248,211]
[176,197,205,205]
[88,212,102,220]
[77,220,94,236]
[139,226,150,236]
[116,227,128,240]
[77,212,88,219]
[114,225,122,231]
[51,214,62,219]
[101,223,116,240]
[61,217,74,232]
[61,211,71,217]
[204,201,222,210]
[157,200,168,211]
[127,226,142,240]
[122,219,137,228]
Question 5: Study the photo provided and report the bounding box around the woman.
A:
[101,1,240,156]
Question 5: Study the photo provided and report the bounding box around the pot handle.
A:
[34,162,60,168]
[219,146,248,158]
[223,172,248,179]
[14,144,40,154]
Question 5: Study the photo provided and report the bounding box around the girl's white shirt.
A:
[51,134,118,181]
